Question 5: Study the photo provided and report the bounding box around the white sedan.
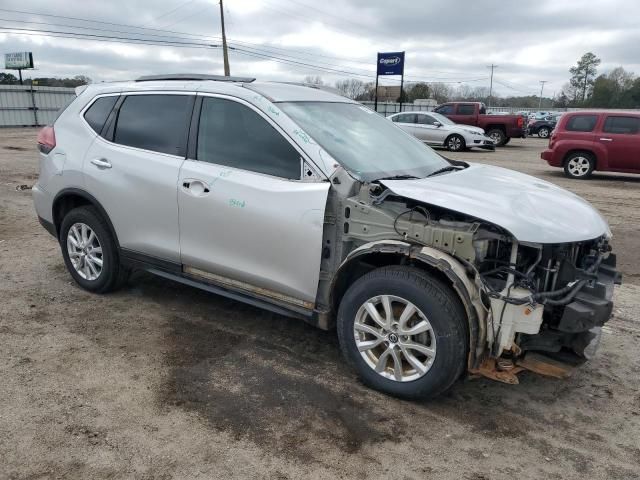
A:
[387,111,495,151]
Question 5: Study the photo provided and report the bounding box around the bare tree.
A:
[335,79,367,99]
[429,82,453,103]
[303,75,324,85]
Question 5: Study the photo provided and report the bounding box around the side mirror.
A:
[433,121,442,127]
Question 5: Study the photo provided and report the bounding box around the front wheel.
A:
[538,127,550,138]
[337,266,468,399]
[445,134,466,152]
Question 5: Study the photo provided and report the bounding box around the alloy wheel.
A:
[353,295,437,382]
[567,156,591,177]
[66,222,103,281]
[448,136,462,151]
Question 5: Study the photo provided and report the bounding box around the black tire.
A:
[59,206,129,293]
[486,128,507,146]
[337,266,468,399]
[445,134,466,152]
[563,152,595,179]
[538,127,550,138]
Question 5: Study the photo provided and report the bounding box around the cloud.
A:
[0,0,638,96]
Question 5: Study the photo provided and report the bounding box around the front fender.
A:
[332,240,487,369]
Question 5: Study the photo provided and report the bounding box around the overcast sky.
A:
[1,0,639,97]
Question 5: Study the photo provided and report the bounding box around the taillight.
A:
[517,116,524,128]
[37,126,56,154]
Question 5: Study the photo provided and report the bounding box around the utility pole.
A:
[487,64,497,108]
[538,80,547,109]
[219,0,230,76]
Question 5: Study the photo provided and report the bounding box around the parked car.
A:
[528,114,561,138]
[433,102,526,146]
[387,111,495,151]
[34,75,620,399]
[541,111,640,178]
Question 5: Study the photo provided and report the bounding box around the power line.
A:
[141,0,199,27]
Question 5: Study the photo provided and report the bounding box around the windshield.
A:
[429,112,455,125]
[279,102,449,181]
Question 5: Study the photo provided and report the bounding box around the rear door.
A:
[390,113,417,136]
[82,92,193,262]
[413,113,447,145]
[599,115,640,171]
[177,94,330,305]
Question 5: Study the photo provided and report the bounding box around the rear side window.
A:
[197,97,301,179]
[603,116,640,134]
[416,114,436,125]
[114,95,192,156]
[565,115,598,132]
[457,104,475,115]
[84,96,118,134]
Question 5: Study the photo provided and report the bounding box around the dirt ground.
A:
[1,128,639,480]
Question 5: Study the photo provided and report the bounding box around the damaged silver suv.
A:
[34,74,621,399]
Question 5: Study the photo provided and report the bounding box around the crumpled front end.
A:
[473,236,622,382]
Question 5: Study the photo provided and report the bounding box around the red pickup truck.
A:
[433,102,526,146]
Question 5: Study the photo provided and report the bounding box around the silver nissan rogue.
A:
[33,74,621,399]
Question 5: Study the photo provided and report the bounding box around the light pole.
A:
[538,81,547,109]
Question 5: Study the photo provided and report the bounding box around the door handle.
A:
[599,138,613,142]
[182,179,210,196]
[91,158,112,169]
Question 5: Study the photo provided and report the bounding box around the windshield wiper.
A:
[375,174,421,181]
[427,165,463,178]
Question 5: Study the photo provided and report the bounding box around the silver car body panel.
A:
[381,163,610,243]
[178,92,330,302]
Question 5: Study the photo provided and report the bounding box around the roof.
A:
[79,77,352,104]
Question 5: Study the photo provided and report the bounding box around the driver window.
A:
[197,97,302,180]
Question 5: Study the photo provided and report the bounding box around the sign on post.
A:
[377,52,405,76]
[5,52,34,70]
[374,51,406,112]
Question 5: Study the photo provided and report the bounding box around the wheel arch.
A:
[330,240,485,369]
[52,188,120,247]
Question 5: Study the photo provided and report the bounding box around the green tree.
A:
[0,72,19,84]
[407,82,430,102]
[569,52,601,103]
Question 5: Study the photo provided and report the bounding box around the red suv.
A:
[541,111,640,179]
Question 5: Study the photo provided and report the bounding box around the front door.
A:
[414,113,448,145]
[177,95,330,304]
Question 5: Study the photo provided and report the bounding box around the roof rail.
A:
[135,73,255,83]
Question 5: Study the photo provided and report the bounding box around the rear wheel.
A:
[337,266,468,399]
[445,134,466,152]
[538,126,550,138]
[486,128,507,146]
[59,206,129,293]
[563,152,595,179]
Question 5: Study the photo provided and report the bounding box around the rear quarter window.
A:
[83,96,118,134]
[565,115,598,132]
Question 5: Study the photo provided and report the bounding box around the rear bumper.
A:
[540,149,561,166]
[38,216,57,238]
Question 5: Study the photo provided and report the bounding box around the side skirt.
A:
[120,248,322,325]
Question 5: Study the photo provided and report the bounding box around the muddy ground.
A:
[1,129,639,480]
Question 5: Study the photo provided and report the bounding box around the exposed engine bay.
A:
[320,167,622,383]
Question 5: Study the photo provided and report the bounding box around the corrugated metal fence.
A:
[0,85,76,127]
